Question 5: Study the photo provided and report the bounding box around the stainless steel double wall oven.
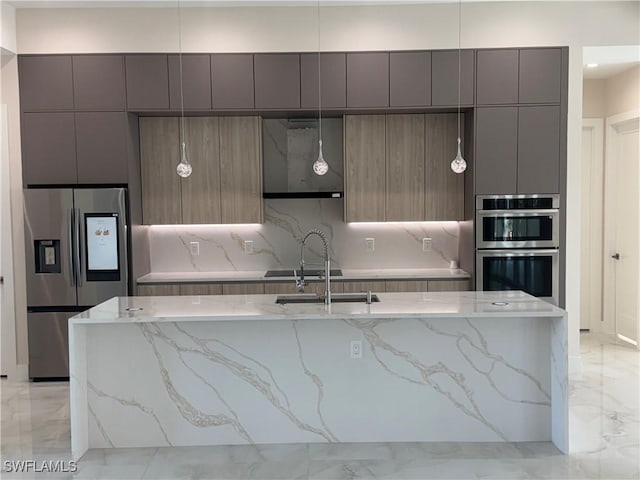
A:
[476,194,560,305]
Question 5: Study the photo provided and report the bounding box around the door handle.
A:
[611,253,620,260]
[74,208,83,287]
[69,209,76,287]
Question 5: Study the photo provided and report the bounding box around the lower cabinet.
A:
[221,283,265,295]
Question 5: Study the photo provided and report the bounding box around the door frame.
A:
[580,118,604,332]
[603,109,640,345]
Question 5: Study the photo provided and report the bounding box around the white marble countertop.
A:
[136,268,471,284]
[70,291,565,325]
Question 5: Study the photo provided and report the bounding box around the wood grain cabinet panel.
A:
[424,113,464,220]
[517,106,560,194]
[125,55,170,110]
[344,115,386,222]
[427,280,470,292]
[179,284,223,295]
[21,112,77,185]
[18,55,74,111]
[254,54,300,109]
[518,48,562,104]
[180,117,222,224]
[300,53,346,109]
[222,283,265,295]
[139,117,182,224]
[386,114,425,221]
[341,281,386,293]
[169,54,212,110]
[72,55,126,110]
[475,107,518,195]
[346,52,389,108]
[137,285,181,296]
[75,112,128,184]
[219,116,263,223]
[389,51,431,107]
[431,50,474,107]
[384,280,429,292]
[475,49,519,105]
[211,54,255,109]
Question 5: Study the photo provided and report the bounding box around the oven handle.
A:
[478,249,559,256]
[477,209,558,216]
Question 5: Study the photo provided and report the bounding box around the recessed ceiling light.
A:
[586,63,599,68]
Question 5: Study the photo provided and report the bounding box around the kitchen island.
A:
[69,291,567,460]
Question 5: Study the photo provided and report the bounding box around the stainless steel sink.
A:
[275,293,380,304]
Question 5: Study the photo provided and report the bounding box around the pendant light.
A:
[450,0,467,174]
[175,1,192,178]
[312,0,329,176]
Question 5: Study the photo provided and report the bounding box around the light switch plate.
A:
[243,240,253,254]
[190,242,199,256]
[350,340,363,359]
[422,238,432,252]
[365,238,375,252]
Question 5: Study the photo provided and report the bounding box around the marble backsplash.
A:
[148,199,460,273]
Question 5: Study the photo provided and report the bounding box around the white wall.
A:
[583,79,606,118]
[9,1,640,370]
[605,65,640,117]
[1,2,17,54]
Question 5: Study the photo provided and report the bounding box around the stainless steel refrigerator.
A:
[24,188,129,379]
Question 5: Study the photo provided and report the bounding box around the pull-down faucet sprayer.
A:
[296,229,331,305]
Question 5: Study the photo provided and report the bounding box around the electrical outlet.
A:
[350,340,363,359]
[365,238,375,252]
[243,240,253,254]
[422,238,432,252]
[189,241,199,256]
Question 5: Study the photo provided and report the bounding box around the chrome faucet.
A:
[296,229,331,305]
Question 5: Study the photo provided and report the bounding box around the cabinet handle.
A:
[611,253,620,260]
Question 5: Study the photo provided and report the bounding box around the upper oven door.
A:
[476,210,559,249]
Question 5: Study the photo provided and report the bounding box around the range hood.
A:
[262,118,344,199]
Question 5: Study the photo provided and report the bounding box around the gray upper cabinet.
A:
[300,53,346,109]
[75,112,128,184]
[390,51,431,107]
[431,50,474,107]
[21,112,77,185]
[211,54,255,109]
[125,55,169,110]
[475,107,518,195]
[254,54,300,109]
[72,55,126,111]
[168,54,212,110]
[346,52,389,108]
[518,48,562,104]
[476,49,519,105]
[19,56,74,111]
[517,106,560,193]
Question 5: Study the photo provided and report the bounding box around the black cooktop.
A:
[264,269,343,278]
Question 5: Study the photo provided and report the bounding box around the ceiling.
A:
[583,45,640,80]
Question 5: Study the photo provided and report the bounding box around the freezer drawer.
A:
[27,312,70,379]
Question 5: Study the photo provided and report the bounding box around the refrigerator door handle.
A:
[74,208,83,287]
[68,208,76,287]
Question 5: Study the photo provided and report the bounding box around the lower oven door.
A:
[476,249,559,305]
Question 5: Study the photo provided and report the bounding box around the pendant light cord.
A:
[317,0,322,144]
[457,0,461,142]
[178,1,185,147]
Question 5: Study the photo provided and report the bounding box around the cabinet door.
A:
[424,113,464,220]
[427,280,470,291]
[431,50,474,107]
[300,53,346,109]
[219,116,263,223]
[385,280,429,292]
[75,112,128,184]
[341,281,385,293]
[168,54,212,110]
[180,284,223,295]
[475,107,518,195]
[344,115,386,222]
[180,117,222,224]
[254,54,300,109]
[137,284,181,296]
[517,106,560,194]
[72,55,126,111]
[389,51,431,107]
[18,55,74,111]
[519,48,562,104]
[125,55,169,110]
[211,54,254,109]
[139,117,182,224]
[475,49,519,105]
[21,112,77,185]
[346,52,389,108]
[386,114,425,221]
[222,283,265,295]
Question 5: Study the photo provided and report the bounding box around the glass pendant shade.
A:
[450,137,467,174]
[313,139,329,176]
[176,141,192,178]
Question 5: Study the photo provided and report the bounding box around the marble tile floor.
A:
[1,332,638,479]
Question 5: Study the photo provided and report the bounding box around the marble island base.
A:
[69,292,568,460]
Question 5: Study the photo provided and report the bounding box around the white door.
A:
[611,116,640,346]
